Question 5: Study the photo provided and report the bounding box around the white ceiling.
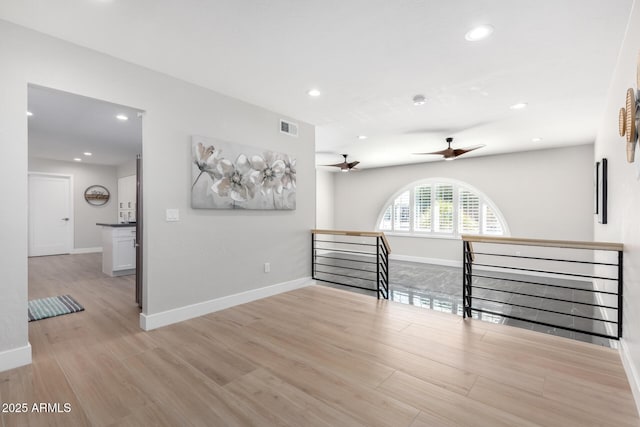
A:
[3,0,633,169]
[28,85,142,166]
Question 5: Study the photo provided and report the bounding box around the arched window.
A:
[377,178,509,237]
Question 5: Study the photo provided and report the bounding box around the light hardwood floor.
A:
[1,253,638,426]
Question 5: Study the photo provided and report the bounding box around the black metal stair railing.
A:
[312,229,390,299]
[462,235,624,340]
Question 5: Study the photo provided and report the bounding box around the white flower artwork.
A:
[191,135,296,210]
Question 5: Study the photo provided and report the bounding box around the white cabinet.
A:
[117,175,137,223]
[100,226,136,276]
[114,234,136,270]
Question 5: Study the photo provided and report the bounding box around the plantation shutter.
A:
[483,204,504,235]
[434,184,453,233]
[393,191,410,231]
[379,205,392,230]
[377,181,506,237]
[414,185,432,231]
[459,189,480,234]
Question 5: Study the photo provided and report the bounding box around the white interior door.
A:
[28,173,73,256]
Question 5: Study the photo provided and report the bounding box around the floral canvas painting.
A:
[191,135,296,210]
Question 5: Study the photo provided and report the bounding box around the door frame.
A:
[25,84,146,337]
[135,154,143,309]
[28,172,74,257]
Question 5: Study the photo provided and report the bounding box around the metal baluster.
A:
[618,250,624,338]
[463,241,473,318]
[462,241,467,318]
[385,241,390,299]
[311,232,316,279]
[376,236,381,299]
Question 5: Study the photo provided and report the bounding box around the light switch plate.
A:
[166,208,179,222]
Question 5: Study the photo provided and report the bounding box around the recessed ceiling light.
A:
[307,89,321,97]
[509,102,528,110]
[73,158,82,162]
[84,152,93,156]
[357,135,368,140]
[465,25,494,42]
[116,114,129,121]
[26,111,33,117]
[413,94,427,106]
[532,137,542,142]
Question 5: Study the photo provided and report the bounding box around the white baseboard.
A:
[0,344,32,373]
[70,247,102,254]
[140,277,313,331]
[620,339,640,417]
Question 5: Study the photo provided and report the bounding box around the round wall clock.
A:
[84,185,110,206]
[626,88,638,163]
[619,107,626,137]
[626,88,637,142]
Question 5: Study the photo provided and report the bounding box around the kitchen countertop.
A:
[96,223,136,228]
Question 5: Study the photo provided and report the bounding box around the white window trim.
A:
[375,177,511,238]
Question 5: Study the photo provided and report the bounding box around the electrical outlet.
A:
[264,262,270,273]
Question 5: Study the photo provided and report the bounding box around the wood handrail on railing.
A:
[312,229,391,253]
[461,235,623,252]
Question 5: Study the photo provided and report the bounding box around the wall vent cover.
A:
[280,119,299,137]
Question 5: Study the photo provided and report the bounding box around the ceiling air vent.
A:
[280,119,298,137]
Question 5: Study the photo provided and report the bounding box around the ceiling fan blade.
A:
[413,148,450,156]
[452,144,485,157]
[324,154,360,169]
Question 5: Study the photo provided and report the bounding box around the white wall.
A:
[332,144,594,262]
[315,169,335,229]
[29,157,118,250]
[117,159,137,179]
[593,0,640,407]
[0,20,315,365]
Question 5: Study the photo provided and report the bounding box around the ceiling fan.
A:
[325,154,360,172]
[414,137,485,161]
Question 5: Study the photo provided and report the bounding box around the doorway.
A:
[27,84,144,312]
[28,173,73,256]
